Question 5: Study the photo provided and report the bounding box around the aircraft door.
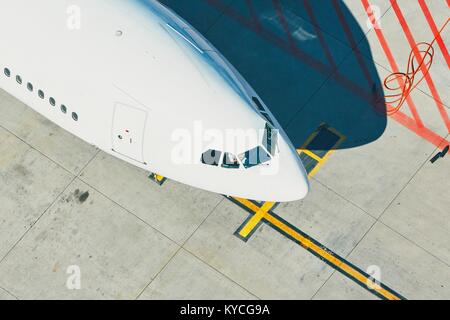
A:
[112,103,148,164]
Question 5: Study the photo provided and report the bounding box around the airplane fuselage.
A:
[0,0,309,201]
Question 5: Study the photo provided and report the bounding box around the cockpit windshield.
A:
[263,122,278,156]
[222,152,240,169]
[238,146,271,169]
[200,122,277,169]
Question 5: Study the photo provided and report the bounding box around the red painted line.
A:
[333,0,400,116]
[204,0,450,150]
[302,0,337,69]
[361,0,424,127]
[418,0,450,69]
[361,0,450,149]
[390,0,450,132]
[391,111,448,148]
[207,0,331,74]
[210,0,382,104]
[245,0,263,31]
[272,0,299,54]
[331,0,374,85]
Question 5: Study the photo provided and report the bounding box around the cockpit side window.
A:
[252,96,265,112]
[201,149,222,166]
[252,97,274,125]
[263,123,278,156]
[239,146,271,169]
[221,152,240,169]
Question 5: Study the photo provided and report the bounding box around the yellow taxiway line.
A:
[231,197,404,300]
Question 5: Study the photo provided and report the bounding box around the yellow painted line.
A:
[296,149,324,178]
[149,172,167,186]
[234,197,262,212]
[264,214,401,300]
[297,124,346,178]
[232,197,401,300]
[146,124,399,299]
[299,149,322,162]
[238,201,275,238]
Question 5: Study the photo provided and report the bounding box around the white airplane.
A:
[0,0,309,202]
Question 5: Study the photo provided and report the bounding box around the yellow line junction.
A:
[229,197,405,300]
[148,172,167,186]
[148,124,406,300]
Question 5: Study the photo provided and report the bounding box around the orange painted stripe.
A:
[208,0,450,149]
[418,0,450,69]
[390,0,450,132]
[361,0,424,127]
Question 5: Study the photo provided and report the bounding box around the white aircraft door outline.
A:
[111,103,148,164]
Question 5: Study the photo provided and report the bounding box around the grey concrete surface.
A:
[313,118,436,218]
[0,91,98,175]
[381,151,450,265]
[184,199,337,299]
[0,179,179,299]
[139,249,256,300]
[340,222,450,300]
[0,0,449,300]
[313,272,378,300]
[0,127,74,259]
[0,287,17,300]
[79,151,223,245]
[275,179,375,257]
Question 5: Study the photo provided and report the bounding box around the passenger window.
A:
[4,68,10,77]
[38,90,45,99]
[27,82,33,92]
[60,104,67,114]
[239,146,271,169]
[222,153,240,169]
[201,149,222,166]
[72,112,78,121]
[49,97,56,106]
[16,75,22,84]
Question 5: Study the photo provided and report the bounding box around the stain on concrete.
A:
[78,191,90,204]
[13,164,30,177]
[52,262,59,273]
[72,189,90,204]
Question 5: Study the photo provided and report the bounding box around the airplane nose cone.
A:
[265,133,310,202]
[255,132,310,202]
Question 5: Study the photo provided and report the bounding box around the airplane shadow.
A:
[159,0,387,151]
